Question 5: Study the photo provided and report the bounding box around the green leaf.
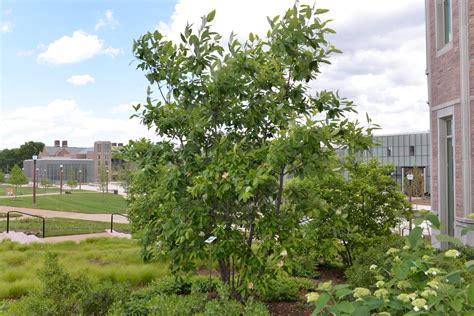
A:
[449,298,463,312]
[335,288,352,299]
[393,263,410,280]
[467,283,474,304]
[408,226,423,248]
[336,301,355,314]
[206,10,216,22]
[425,213,441,229]
[435,234,464,247]
[313,293,330,315]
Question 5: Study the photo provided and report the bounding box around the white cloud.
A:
[66,74,95,86]
[37,30,122,64]
[0,99,156,149]
[0,22,12,33]
[95,9,119,31]
[111,101,139,113]
[156,0,428,135]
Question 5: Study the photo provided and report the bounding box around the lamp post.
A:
[59,164,64,195]
[407,173,414,232]
[43,169,47,194]
[106,169,109,193]
[78,169,82,191]
[32,155,37,206]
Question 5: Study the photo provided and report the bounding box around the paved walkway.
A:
[0,206,128,224]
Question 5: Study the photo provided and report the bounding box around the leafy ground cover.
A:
[0,218,130,237]
[0,192,127,214]
[0,238,169,300]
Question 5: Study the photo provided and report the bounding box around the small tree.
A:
[67,180,78,192]
[126,5,376,296]
[287,158,412,267]
[41,178,51,194]
[9,165,28,199]
[98,166,108,194]
[0,171,5,183]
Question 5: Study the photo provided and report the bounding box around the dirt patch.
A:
[316,266,346,284]
[266,301,312,316]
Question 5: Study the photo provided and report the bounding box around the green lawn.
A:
[0,186,59,196]
[0,238,169,300]
[0,192,127,214]
[0,218,130,237]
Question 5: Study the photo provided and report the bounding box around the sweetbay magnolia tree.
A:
[125,5,376,295]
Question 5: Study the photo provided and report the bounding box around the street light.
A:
[32,155,37,206]
[59,164,64,195]
[407,173,414,232]
[78,169,82,191]
[106,168,109,193]
[44,169,47,194]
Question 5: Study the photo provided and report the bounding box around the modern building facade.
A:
[425,0,474,245]
[23,140,123,183]
[339,132,431,195]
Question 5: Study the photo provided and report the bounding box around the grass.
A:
[0,238,169,300]
[0,192,127,214]
[0,218,130,237]
[0,186,59,196]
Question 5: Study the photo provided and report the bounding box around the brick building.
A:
[23,140,123,183]
[425,0,474,245]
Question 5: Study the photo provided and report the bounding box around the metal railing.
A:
[110,213,129,233]
[6,211,46,238]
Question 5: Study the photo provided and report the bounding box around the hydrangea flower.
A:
[374,289,389,299]
[375,275,385,281]
[318,281,332,292]
[306,292,319,303]
[403,245,410,250]
[396,280,411,289]
[280,249,288,257]
[393,256,401,262]
[427,280,440,289]
[375,280,385,288]
[425,268,441,276]
[407,292,418,301]
[397,293,410,303]
[421,289,437,298]
[411,298,428,311]
[369,264,378,270]
[386,248,399,255]
[445,249,460,258]
[353,287,371,299]
[422,255,431,261]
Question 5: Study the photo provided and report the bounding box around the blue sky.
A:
[0,0,428,149]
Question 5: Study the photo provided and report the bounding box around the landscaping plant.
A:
[125,4,375,297]
[306,212,474,315]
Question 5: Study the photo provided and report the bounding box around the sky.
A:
[0,0,428,149]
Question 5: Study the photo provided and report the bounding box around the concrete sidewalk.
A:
[0,206,128,224]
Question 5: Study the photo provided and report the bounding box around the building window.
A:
[387,146,392,157]
[409,146,415,156]
[437,0,452,49]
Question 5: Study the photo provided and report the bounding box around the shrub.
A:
[345,234,405,288]
[306,216,474,315]
[258,277,316,302]
[8,253,128,316]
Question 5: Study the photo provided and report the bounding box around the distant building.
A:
[339,132,431,195]
[23,140,123,183]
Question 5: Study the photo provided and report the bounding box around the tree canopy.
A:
[124,5,376,295]
[0,141,45,173]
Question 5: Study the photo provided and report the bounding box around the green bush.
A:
[345,234,405,288]
[306,214,474,315]
[258,277,316,302]
[8,253,128,316]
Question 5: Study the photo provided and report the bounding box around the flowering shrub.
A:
[307,215,474,315]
